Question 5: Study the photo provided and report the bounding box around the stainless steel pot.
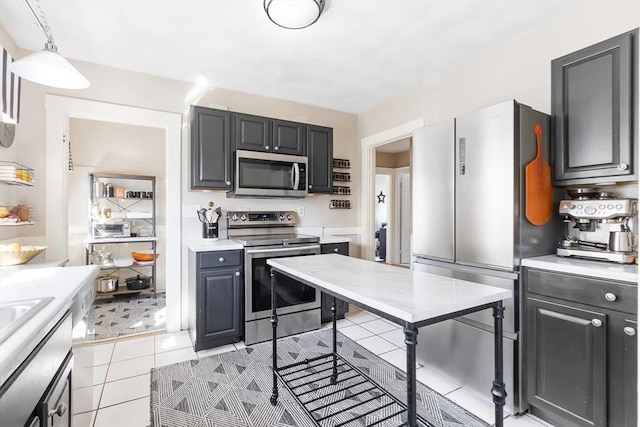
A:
[125,275,151,290]
[96,277,118,293]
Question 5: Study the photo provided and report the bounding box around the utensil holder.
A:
[202,222,218,239]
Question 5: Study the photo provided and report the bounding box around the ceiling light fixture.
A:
[264,0,325,30]
[9,0,89,89]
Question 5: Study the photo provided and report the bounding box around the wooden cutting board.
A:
[525,124,553,226]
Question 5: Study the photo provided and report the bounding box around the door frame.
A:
[45,95,182,332]
[360,119,423,260]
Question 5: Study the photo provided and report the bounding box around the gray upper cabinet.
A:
[190,106,232,190]
[307,124,333,194]
[272,119,306,155]
[235,113,306,156]
[552,29,638,185]
[235,113,271,152]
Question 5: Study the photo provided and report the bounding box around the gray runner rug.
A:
[150,329,488,427]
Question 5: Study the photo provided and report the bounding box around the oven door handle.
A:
[246,244,320,257]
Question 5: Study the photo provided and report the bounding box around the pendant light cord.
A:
[23,0,55,44]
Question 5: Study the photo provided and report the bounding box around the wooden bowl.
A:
[131,251,160,262]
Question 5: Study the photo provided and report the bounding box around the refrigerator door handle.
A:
[458,137,466,175]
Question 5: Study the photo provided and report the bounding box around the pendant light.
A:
[9,0,89,89]
[264,0,325,30]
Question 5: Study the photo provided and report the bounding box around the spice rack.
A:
[330,158,351,209]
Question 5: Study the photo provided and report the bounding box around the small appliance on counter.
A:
[556,187,638,263]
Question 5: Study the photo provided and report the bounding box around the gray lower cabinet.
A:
[320,242,349,322]
[190,250,243,351]
[551,29,638,185]
[523,267,637,427]
[307,125,333,194]
[190,106,233,190]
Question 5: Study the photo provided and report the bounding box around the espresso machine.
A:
[556,188,638,264]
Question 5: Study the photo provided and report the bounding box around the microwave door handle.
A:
[292,163,300,190]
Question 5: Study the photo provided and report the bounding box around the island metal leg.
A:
[404,324,418,427]
[330,297,338,385]
[492,302,506,427]
[270,269,279,406]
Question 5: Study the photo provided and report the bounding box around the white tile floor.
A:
[71,308,555,427]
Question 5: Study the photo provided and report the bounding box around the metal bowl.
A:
[96,277,118,293]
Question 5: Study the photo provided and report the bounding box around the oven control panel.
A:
[228,211,296,227]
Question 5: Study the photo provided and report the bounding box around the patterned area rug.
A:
[150,329,487,427]
[74,296,166,342]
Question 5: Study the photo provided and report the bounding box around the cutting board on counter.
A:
[525,124,553,226]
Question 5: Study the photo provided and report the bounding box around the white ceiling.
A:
[0,0,579,114]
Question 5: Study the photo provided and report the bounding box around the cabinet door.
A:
[196,267,242,350]
[307,125,333,194]
[623,318,637,427]
[235,113,270,152]
[190,107,232,190]
[526,297,607,427]
[272,119,305,155]
[320,243,349,322]
[552,29,637,184]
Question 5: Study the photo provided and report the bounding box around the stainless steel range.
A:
[228,211,321,345]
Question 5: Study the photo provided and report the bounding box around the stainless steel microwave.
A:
[228,150,308,198]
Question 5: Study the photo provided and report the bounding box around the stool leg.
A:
[270,269,279,405]
[330,296,338,385]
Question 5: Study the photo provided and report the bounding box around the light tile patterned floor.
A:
[71,308,555,427]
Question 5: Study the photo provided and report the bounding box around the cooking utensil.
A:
[125,275,151,290]
[197,208,208,223]
[525,124,553,226]
[96,276,118,293]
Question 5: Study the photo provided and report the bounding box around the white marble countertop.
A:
[0,265,99,385]
[268,254,512,324]
[185,238,244,252]
[522,255,638,283]
[0,258,69,271]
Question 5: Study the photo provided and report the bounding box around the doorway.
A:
[360,118,423,262]
[45,95,182,332]
[374,139,411,265]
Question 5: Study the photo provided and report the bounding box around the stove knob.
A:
[240,214,247,221]
[584,206,597,215]
[279,214,285,220]
[287,214,293,220]
[230,214,238,221]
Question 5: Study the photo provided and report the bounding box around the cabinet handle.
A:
[48,402,67,417]
[274,146,279,151]
[591,319,603,327]
[219,257,225,263]
[265,146,270,150]
[624,327,636,336]
[333,248,339,253]
[604,292,617,302]
[617,163,629,171]
[309,185,312,189]
[226,181,231,186]
[235,271,240,277]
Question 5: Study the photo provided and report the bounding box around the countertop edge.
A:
[522,255,638,283]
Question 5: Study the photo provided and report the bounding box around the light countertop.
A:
[0,265,99,385]
[185,238,244,252]
[268,254,511,324]
[522,255,638,283]
[320,236,351,244]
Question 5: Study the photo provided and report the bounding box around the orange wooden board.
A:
[525,124,553,226]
